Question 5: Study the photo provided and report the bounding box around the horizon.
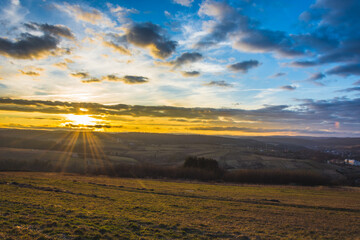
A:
[0,0,360,137]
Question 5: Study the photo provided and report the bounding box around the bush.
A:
[183,156,220,171]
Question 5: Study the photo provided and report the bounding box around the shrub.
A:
[183,156,220,171]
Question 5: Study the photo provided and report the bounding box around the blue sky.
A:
[0,0,359,136]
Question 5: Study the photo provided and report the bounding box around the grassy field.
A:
[1,172,359,240]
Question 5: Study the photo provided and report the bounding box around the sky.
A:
[0,0,359,136]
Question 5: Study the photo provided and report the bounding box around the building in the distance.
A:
[344,159,360,166]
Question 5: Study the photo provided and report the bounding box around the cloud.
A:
[195,1,303,57]
[289,61,317,68]
[53,62,68,69]
[24,22,74,39]
[72,73,149,84]
[228,60,260,73]
[195,0,242,48]
[270,72,286,78]
[233,29,303,57]
[306,72,326,86]
[181,71,200,77]
[353,80,360,85]
[102,75,149,84]
[19,70,41,76]
[107,3,138,22]
[53,58,73,69]
[292,0,360,77]
[326,64,360,77]
[1,97,359,136]
[103,41,131,55]
[125,22,177,59]
[165,52,203,69]
[204,80,233,87]
[300,0,360,36]
[337,87,360,92]
[55,3,113,27]
[81,78,101,83]
[173,0,194,7]
[280,85,296,91]
[0,33,59,59]
[70,72,90,79]
[308,72,326,81]
[188,126,328,134]
[0,21,74,60]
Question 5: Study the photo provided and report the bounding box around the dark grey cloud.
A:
[326,64,360,77]
[0,21,74,59]
[228,60,260,73]
[204,80,233,87]
[166,52,203,68]
[0,33,59,59]
[125,22,176,59]
[280,85,296,91]
[181,71,200,77]
[24,22,74,39]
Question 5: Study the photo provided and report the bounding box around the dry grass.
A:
[0,172,359,239]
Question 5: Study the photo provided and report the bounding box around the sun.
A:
[61,114,103,130]
[66,114,97,126]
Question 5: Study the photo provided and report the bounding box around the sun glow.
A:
[61,114,108,131]
[66,114,97,126]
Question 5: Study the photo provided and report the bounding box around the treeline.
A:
[0,156,342,186]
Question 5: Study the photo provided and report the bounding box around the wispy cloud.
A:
[204,80,233,87]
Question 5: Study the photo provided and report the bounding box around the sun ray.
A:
[87,132,108,174]
[33,131,73,165]
[90,133,116,175]
[55,131,80,172]
[82,131,88,174]
[85,131,101,173]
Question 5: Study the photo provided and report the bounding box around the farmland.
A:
[1,172,360,239]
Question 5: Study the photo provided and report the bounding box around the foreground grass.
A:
[0,172,359,240]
